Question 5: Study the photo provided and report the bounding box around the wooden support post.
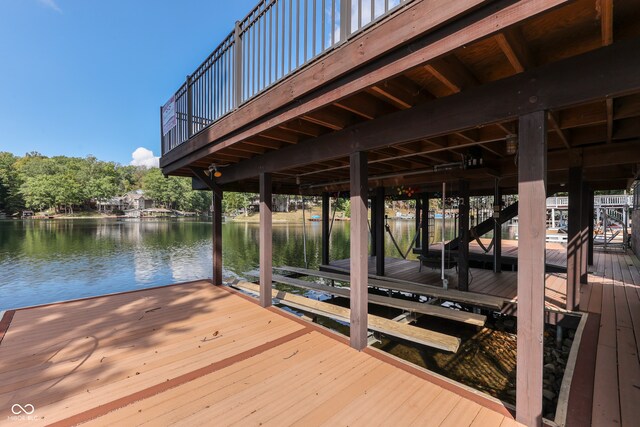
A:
[493,181,502,273]
[375,186,385,277]
[259,172,273,308]
[567,166,583,311]
[421,193,429,257]
[580,184,590,283]
[370,197,377,257]
[213,191,223,285]
[588,188,594,266]
[415,197,421,236]
[350,151,368,350]
[516,110,547,427]
[322,192,330,265]
[458,180,470,291]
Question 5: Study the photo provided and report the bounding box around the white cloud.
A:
[130,147,160,168]
[37,0,62,13]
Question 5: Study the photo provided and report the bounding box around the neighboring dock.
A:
[0,281,520,426]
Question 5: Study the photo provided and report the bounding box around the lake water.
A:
[0,218,514,310]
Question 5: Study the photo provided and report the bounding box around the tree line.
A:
[0,152,212,214]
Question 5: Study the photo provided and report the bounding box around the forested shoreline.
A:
[0,152,213,215]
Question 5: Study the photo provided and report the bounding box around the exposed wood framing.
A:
[217,39,640,184]
[495,27,533,73]
[516,110,547,427]
[161,0,570,172]
[599,0,613,46]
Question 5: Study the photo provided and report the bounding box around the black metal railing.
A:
[161,0,413,155]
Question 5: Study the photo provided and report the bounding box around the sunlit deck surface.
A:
[0,281,521,426]
[324,248,640,426]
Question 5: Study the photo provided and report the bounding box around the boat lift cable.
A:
[328,192,340,238]
[385,215,420,259]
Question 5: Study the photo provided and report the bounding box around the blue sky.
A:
[0,0,256,165]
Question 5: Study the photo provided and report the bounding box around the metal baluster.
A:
[312,0,317,56]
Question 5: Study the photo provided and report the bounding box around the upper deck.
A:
[159,0,640,195]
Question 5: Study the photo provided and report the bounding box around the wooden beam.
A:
[217,39,640,184]
[234,281,461,352]
[548,111,570,149]
[161,0,569,172]
[566,165,582,311]
[259,172,273,308]
[516,110,547,427]
[213,190,223,285]
[271,273,486,327]
[495,27,533,73]
[599,0,613,46]
[350,151,368,350]
[375,186,385,276]
[424,55,479,93]
[606,97,614,143]
[189,167,223,199]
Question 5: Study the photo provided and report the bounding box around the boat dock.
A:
[0,281,521,426]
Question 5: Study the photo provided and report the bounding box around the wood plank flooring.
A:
[0,281,520,427]
[579,250,640,427]
[328,256,568,311]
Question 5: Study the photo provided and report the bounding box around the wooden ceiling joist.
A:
[423,56,479,93]
[548,111,571,149]
[218,39,640,184]
[494,27,533,73]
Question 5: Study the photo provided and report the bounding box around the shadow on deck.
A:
[0,281,519,426]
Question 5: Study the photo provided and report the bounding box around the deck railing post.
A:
[516,110,547,427]
[160,106,165,155]
[233,21,243,108]
[186,75,193,139]
[340,0,352,42]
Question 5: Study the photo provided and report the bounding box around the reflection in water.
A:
[0,218,515,310]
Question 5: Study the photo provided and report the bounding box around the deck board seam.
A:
[46,326,312,427]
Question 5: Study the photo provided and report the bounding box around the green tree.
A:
[0,152,24,213]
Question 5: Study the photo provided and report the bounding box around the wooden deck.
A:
[418,239,568,271]
[0,281,520,426]
[324,256,570,312]
[323,249,640,427]
[577,250,640,427]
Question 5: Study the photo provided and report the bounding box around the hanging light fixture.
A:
[505,134,518,155]
[208,163,222,178]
